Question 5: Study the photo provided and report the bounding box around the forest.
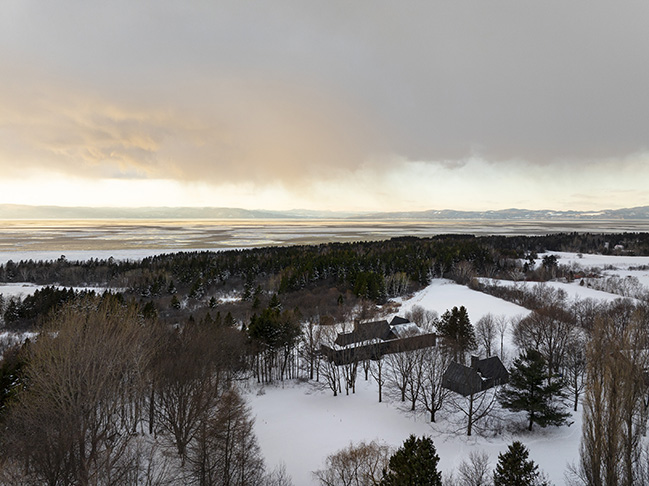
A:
[1,232,649,484]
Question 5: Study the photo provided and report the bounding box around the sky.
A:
[1,1,649,213]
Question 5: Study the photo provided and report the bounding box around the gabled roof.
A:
[473,356,508,383]
[334,319,391,346]
[442,362,483,396]
[389,322,423,339]
[390,316,410,326]
[442,356,509,396]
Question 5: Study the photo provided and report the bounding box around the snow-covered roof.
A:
[389,322,423,338]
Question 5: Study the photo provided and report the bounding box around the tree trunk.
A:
[149,383,155,435]
[467,394,474,436]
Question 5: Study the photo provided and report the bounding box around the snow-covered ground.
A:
[0,248,243,265]
[398,278,530,323]
[479,278,628,303]
[250,253,649,485]
[0,282,114,299]
[250,376,581,485]
[0,282,46,299]
[250,277,577,485]
[550,251,649,291]
[550,251,649,270]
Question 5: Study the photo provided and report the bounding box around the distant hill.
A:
[1,204,649,220]
[357,206,649,220]
[0,205,290,220]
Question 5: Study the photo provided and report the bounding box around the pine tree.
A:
[170,294,181,309]
[493,441,546,486]
[437,306,477,364]
[380,435,442,486]
[499,349,570,431]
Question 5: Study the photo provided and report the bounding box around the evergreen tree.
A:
[438,306,477,364]
[170,294,181,309]
[499,349,569,431]
[208,296,217,308]
[381,435,442,486]
[493,441,546,486]
[141,301,157,320]
[0,343,27,420]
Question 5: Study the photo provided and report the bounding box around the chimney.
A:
[470,355,479,368]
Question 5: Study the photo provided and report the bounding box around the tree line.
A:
[313,434,550,486]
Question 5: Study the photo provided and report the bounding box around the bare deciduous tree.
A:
[496,317,510,362]
[513,306,575,384]
[475,314,498,358]
[416,346,451,422]
[2,297,152,485]
[456,450,491,486]
[405,305,438,332]
[187,388,265,486]
[577,306,649,486]
[450,388,498,437]
[386,344,416,404]
[313,440,392,486]
[301,317,323,381]
[319,325,342,397]
[155,320,236,463]
[562,333,587,411]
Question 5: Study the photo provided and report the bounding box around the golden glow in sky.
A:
[1,1,649,212]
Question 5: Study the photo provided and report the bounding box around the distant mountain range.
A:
[1,204,649,220]
[356,206,649,220]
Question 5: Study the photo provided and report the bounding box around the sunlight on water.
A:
[1,219,648,255]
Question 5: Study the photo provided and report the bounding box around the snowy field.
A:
[478,278,628,304]
[552,251,649,290]
[0,282,114,299]
[249,375,581,485]
[249,252,649,485]
[398,278,530,323]
[0,248,224,265]
[249,279,577,485]
[551,251,649,270]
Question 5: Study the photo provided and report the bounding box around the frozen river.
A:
[1,218,649,263]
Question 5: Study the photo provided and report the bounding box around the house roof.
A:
[333,316,424,347]
[390,316,410,326]
[390,322,423,339]
[442,362,483,396]
[473,356,508,383]
[442,356,509,396]
[334,319,391,346]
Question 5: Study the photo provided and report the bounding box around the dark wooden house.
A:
[321,316,436,365]
[442,356,509,396]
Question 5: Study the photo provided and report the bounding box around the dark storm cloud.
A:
[1,0,648,185]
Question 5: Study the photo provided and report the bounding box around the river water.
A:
[1,219,648,262]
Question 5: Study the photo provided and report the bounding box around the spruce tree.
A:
[499,349,570,431]
[437,306,477,364]
[381,435,442,486]
[493,441,545,486]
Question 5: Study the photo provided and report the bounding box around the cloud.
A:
[1,1,649,210]
[0,70,387,184]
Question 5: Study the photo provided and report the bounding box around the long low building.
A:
[320,316,436,365]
